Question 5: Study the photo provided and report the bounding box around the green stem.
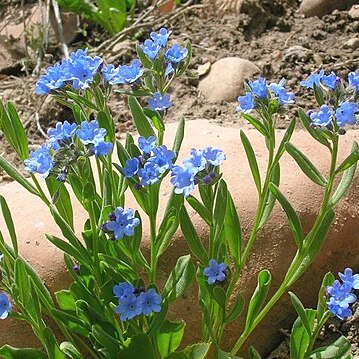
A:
[230,137,339,356]
[89,202,102,291]
[31,174,50,206]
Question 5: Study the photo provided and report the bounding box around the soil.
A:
[0,0,359,356]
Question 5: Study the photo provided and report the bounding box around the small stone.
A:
[298,0,356,18]
[349,4,359,19]
[198,57,260,103]
[197,62,211,77]
[343,38,359,50]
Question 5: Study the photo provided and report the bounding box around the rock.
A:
[198,57,260,103]
[349,4,359,19]
[0,121,359,356]
[343,38,359,50]
[298,0,357,17]
[197,62,211,77]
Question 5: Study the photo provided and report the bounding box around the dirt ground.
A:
[0,0,359,356]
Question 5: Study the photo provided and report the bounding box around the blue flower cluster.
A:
[114,282,162,321]
[35,49,103,94]
[123,136,176,187]
[237,77,295,113]
[102,207,140,240]
[0,293,11,320]
[170,146,226,197]
[326,268,359,320]
[25,120,113,180]
[203,259,227,285]
[301,71,359,128]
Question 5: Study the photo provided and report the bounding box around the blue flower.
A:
[123,158,140,178]
[335,101,358,127]
[113,282,135,299]
[35,63,68,94]
[92,141,113,156]
[249,77,267,99]
[138,289,162,316]
[150,28,171,47]
[170,165,196,197]
[339,268,359,290]
[348,71,359,92]
[165,63,174,77]
[322,71,338,89]
[103,207,140,240]
[67,57,102,90]
[102,64,118,83]
[147,92,173,111]
[203,146,226,166]
[300,70,324,89]
[115,294,142,321]
[0,293,11,320]
[138,161,160,186]
[76,120,107,145]
[149,145,176,173]
[237,92,255,113]
[327,280,357,320]
[165,44,188,64]
[138,136,156,155]
[269,79,295,105]
[113,59,144,85]
[183,149,206,172]
[24,144,54,178]
[310,105,333,126]
[48,121,77,141]
[142,39,161,60]
[203,259,227,285]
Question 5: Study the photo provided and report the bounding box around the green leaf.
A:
[97,110,115,143]
[119,333,156,359]
[0,156,39,196]
[128,96,155,138]
[274,117,296,163]
[42,327,66,359]
[0,195,18,256]
[330,142,357,207]
[289,292,313,336]
[224,191,242,265]
[336,143,359,173]
[179,206,208,264]
[245,270,271,331]
[213,180,228,242]
[225,291,245,323]
[55,289,76,311]
[248,347,262,359]
[285,142,327,186]
[162,255,196,304]
[258,163,280,229]
[51,309,89,336]
[290,309,316,359]
[155,320,186,358]
[186,196,211,225]
[313,83,324,106]
[165,343,211,359]
[240,130,261,193]
[66,91,98,110]
[136,44,153,69]
[317,272,334,320]
[310,335,352,358]
[14,259,30,305]
[240,113,269,137]
[172,116,185,155]
[269,183,304,250]
[297,108,331,149]
[59,342,82,359]
[0,346,48,359]
[46,178,74,229]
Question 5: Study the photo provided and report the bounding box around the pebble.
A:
[348,4,359,19]
[343,38,359,50]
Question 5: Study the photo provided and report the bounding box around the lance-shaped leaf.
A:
[0,195,18,256]
[165,343,211,359]
[289,292,313,336]
[59,342,82,359]
[297,108,331,149]
[240,130,261,193]
[225,291,245,323]
[162,255,195,304]
[245,270,271,331]
[316,272,334,320]
[155,319,185,358]
[172,116,185,156]
[179,206,208,264]
[213,180,228,243]
[128,96,155,138]
[336,142,359,173]
[274,117,296,164]
[330,142,358,207]
[241,113,269,138]
[309,336,351,358]
[249,347,262,359]
[290,309,316,359]
[285,142,327,186]
[186,195,212,225]
[269,183,304,250]
[0,346,48,359]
